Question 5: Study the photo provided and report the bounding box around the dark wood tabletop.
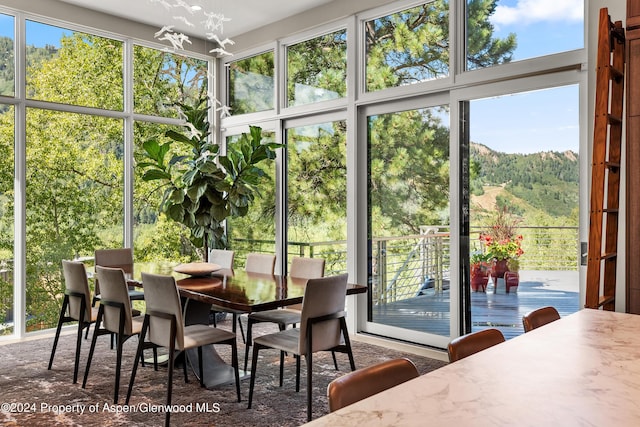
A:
[175,268,367,313]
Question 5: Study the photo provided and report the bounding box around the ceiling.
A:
[58,0,334,38]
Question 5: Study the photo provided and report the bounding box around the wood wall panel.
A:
[627,1,640,312]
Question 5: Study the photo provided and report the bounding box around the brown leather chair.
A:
[522,306,560,332]
[447,328,505,362]
[327,357,419,412]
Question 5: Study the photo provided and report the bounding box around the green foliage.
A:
[287,30,346,105]
[369,107,451,234]
[466,0,517,70]
[471,143,579,217]
[138,99,282,251]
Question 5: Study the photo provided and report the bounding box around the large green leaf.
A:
[166,204,184,222]
[186,182,207,201]
[211,204,229,222]
[142,169,171,181]
[165,129,194,145]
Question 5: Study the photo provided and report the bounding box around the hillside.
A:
[470,142,579,219]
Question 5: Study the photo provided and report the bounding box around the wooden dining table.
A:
[303,309,640,426]
[167,267,367,389]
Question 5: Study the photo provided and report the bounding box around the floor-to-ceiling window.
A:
[23,23,125,332]
[366,101,451,343]
[286,119,347,274]
[222,0,586,348]
[132,45,208,266]
[2,0,587,346]
[2,7,211,337]
[0,12,14,335]
[464,83,581,338]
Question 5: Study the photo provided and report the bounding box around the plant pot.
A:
[504,271,519,293]
[491,259,509,279]
[471,274,489,292]
[470,264,489,292]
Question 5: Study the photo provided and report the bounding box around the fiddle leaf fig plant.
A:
[138,98,281,255]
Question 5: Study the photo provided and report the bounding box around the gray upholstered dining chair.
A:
[522,306,560,332]
[243,256,325,371]
[48,260,99,384]
[218,252,276,343]
[247,273,356,422]
[447,328,505,362]
[93,248,144,307]
[126,272,240,427]
[209,248,235,270]
[327,357,419,412]
[208,249,244,333]
[82,266,146,403]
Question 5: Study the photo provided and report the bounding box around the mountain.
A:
[470,142,579,219]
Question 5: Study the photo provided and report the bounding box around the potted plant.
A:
[470,251,491,292]
[137,98,282,259]
[478,206,524,291]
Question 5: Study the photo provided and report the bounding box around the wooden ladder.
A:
[585,8,626,310]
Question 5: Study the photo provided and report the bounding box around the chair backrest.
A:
[522,306,560,333]
[141,272,185,350]
[95,266,135,336]
[94,248,134,295]
[61,260,92,322]
[290,257,325,279]
[298,273,348,355]
[327,357,419,412]
[245,253,276,275]
[447,328,505,362]
[209,249,235,269]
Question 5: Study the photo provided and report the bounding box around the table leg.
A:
[182,298,249,389]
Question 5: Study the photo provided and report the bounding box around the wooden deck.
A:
[370,270,580,340]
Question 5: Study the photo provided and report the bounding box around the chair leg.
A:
[73,321,85,384]
[295,355,301,392]
[48,296,68,371]
[247,343,261,409]
[237,314,246,343]
[231,341,241,402]
[182,351,189,383]
[342,320,356,372]
[126,317,149,405]
[279,350,285,387]
[166,340,175,427]
[232,313,246,344]
[153,347,158,371]
[244,317,255,372]
[331,351,339,371]
[198,347,204,387]
[82,323,100,389]
[306,353,313,422]
[114,333,123,404]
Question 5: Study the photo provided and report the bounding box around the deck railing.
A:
[231,225,579,305]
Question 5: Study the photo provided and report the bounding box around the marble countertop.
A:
[304,309,640,426]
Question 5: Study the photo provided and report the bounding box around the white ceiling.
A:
[58,0,334,38]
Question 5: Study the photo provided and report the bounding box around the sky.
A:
[1,1,584,154]
[474,0,583,154]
